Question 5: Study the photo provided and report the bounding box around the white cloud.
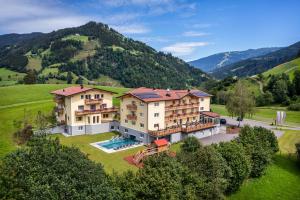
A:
[111,24,150,34]
[183,31,209,37]
[161,42,209,56]
[192,23,212,28]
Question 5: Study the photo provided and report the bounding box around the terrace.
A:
[75,107,118,116]
[165,111,200,121]
[165,102,200,111]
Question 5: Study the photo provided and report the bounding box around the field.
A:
[229,130,300,200]
[211,104,300,126]
[0,68,25,86]
[263,57,300,79]
[26,55,42,71]
[62,34,89,42]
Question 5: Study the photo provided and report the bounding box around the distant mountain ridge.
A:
[211,41,300,79]
[0,21,209,89]
[188,47,281,72]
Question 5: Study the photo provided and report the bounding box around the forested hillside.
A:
[0,21,209,89]
[211,41,300,79]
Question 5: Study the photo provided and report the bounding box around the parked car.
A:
[220,118,227,124]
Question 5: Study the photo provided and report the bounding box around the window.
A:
[154,113,159,117]
[200,107,204,110]
[88,117,90,124]
[140,123,144,128]
[102,104,107,108]
[201,98,204,101]
[93,116,96,123]
[154,123,159,128]
[101,94,104,98]
[85,94,91,99]
[111,126,115,130]
[81,95,84,99]
[154,102,159,106]
[95,94,100,99]
[76,117,82,121]
[125,119,128,123]
[140,113,143,117]
[140,102,144,106]
[173,120,177,123]
[78,105,84,111]
[132,101,135,104]
[103,114,109,118]
[97,116,99,123]
[78,126,83,130]
[193,117,196,120]
[132,121,136,125]
[90,104,96,110]
[140,133,144,138]
[125,129,128,133]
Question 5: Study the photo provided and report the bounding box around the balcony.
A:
[147,122,215,137]
[165,111,200,121]
[55,107,64,115]
[126,104,137,111]
[53,96,64,104]
[165,102,199,111]
[127,114,137,120]
[85,98,103,105]
[75,107,118,116]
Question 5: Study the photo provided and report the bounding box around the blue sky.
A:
[0,0,299,61]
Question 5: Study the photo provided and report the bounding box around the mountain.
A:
[188,47,281,72]
[0,21,209,89]
[211,41,300,79]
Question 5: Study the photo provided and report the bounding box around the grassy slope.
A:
[26,56,42,71]
[211,104,300,126]
[0,68,25,86]
[263,57,300,79]
[229,130,300,200]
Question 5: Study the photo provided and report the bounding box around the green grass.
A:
[62,34,89,42]
[263,57,300,80]
[0,68,25,86]
[50,133,145,173]
[211,104,300,126]
[229,130,300,200]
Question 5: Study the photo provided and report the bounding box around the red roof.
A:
[153,138,168,147]
[119,87,211,102]
[51,86,116,97]
[201,111,220,118]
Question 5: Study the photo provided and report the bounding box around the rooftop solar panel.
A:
[133,92,161,99]
[191,91,210,97]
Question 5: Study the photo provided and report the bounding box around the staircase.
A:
[133,147,158,164]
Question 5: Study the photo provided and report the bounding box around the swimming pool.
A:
[91,138,143,153]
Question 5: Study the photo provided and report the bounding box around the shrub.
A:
[296,143,300,165]
[180,136,202,153]
[253,126,279,153]
[288,103,300,111]
[13,124,33,145]
[0,137,119,199]
[216,141,251,194]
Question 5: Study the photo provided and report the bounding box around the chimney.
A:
[187,89,190,92]
[153,87,156,90]
[166,88,171,97]
[63,89,65,92]
[80,84,83,89]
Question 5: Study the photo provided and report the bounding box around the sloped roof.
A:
[119,87,212,102]
[153,138,169,147]
[201,111,220,118]
[51,86,116,97]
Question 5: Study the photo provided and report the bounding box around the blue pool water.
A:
[98,138,138,150]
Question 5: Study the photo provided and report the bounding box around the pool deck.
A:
[90,139,144,153]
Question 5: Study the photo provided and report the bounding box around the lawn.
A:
[211,104,300,126]
[0,68,25,86]
[229,130,300,200]
[50,133,145,173]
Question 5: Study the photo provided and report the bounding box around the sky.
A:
[0,0,300,61]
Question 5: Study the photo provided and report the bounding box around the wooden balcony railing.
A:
[75,107,118,116]
[127,114,137,120]
[147,122,215,137]
[126,104,137,110]
[85,98,103,105]
[53,96,64,104]
[165,111,200,121]
[55,107,64,115]
[165,102,199,111]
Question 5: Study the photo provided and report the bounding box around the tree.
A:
[293,70,300,95]
[180,136,202,153]
[178,145,230,200]
[256,91,273,106]
[253,126,279,154]
[0,137,119,199]
[75,76,83,84]
[216,141,251,193]
[23,69,37,84]
[226,80,255,126]
[35,111,50,136]
[238,126,273,178]
[66,71,73,84]
[296,143,300,165]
